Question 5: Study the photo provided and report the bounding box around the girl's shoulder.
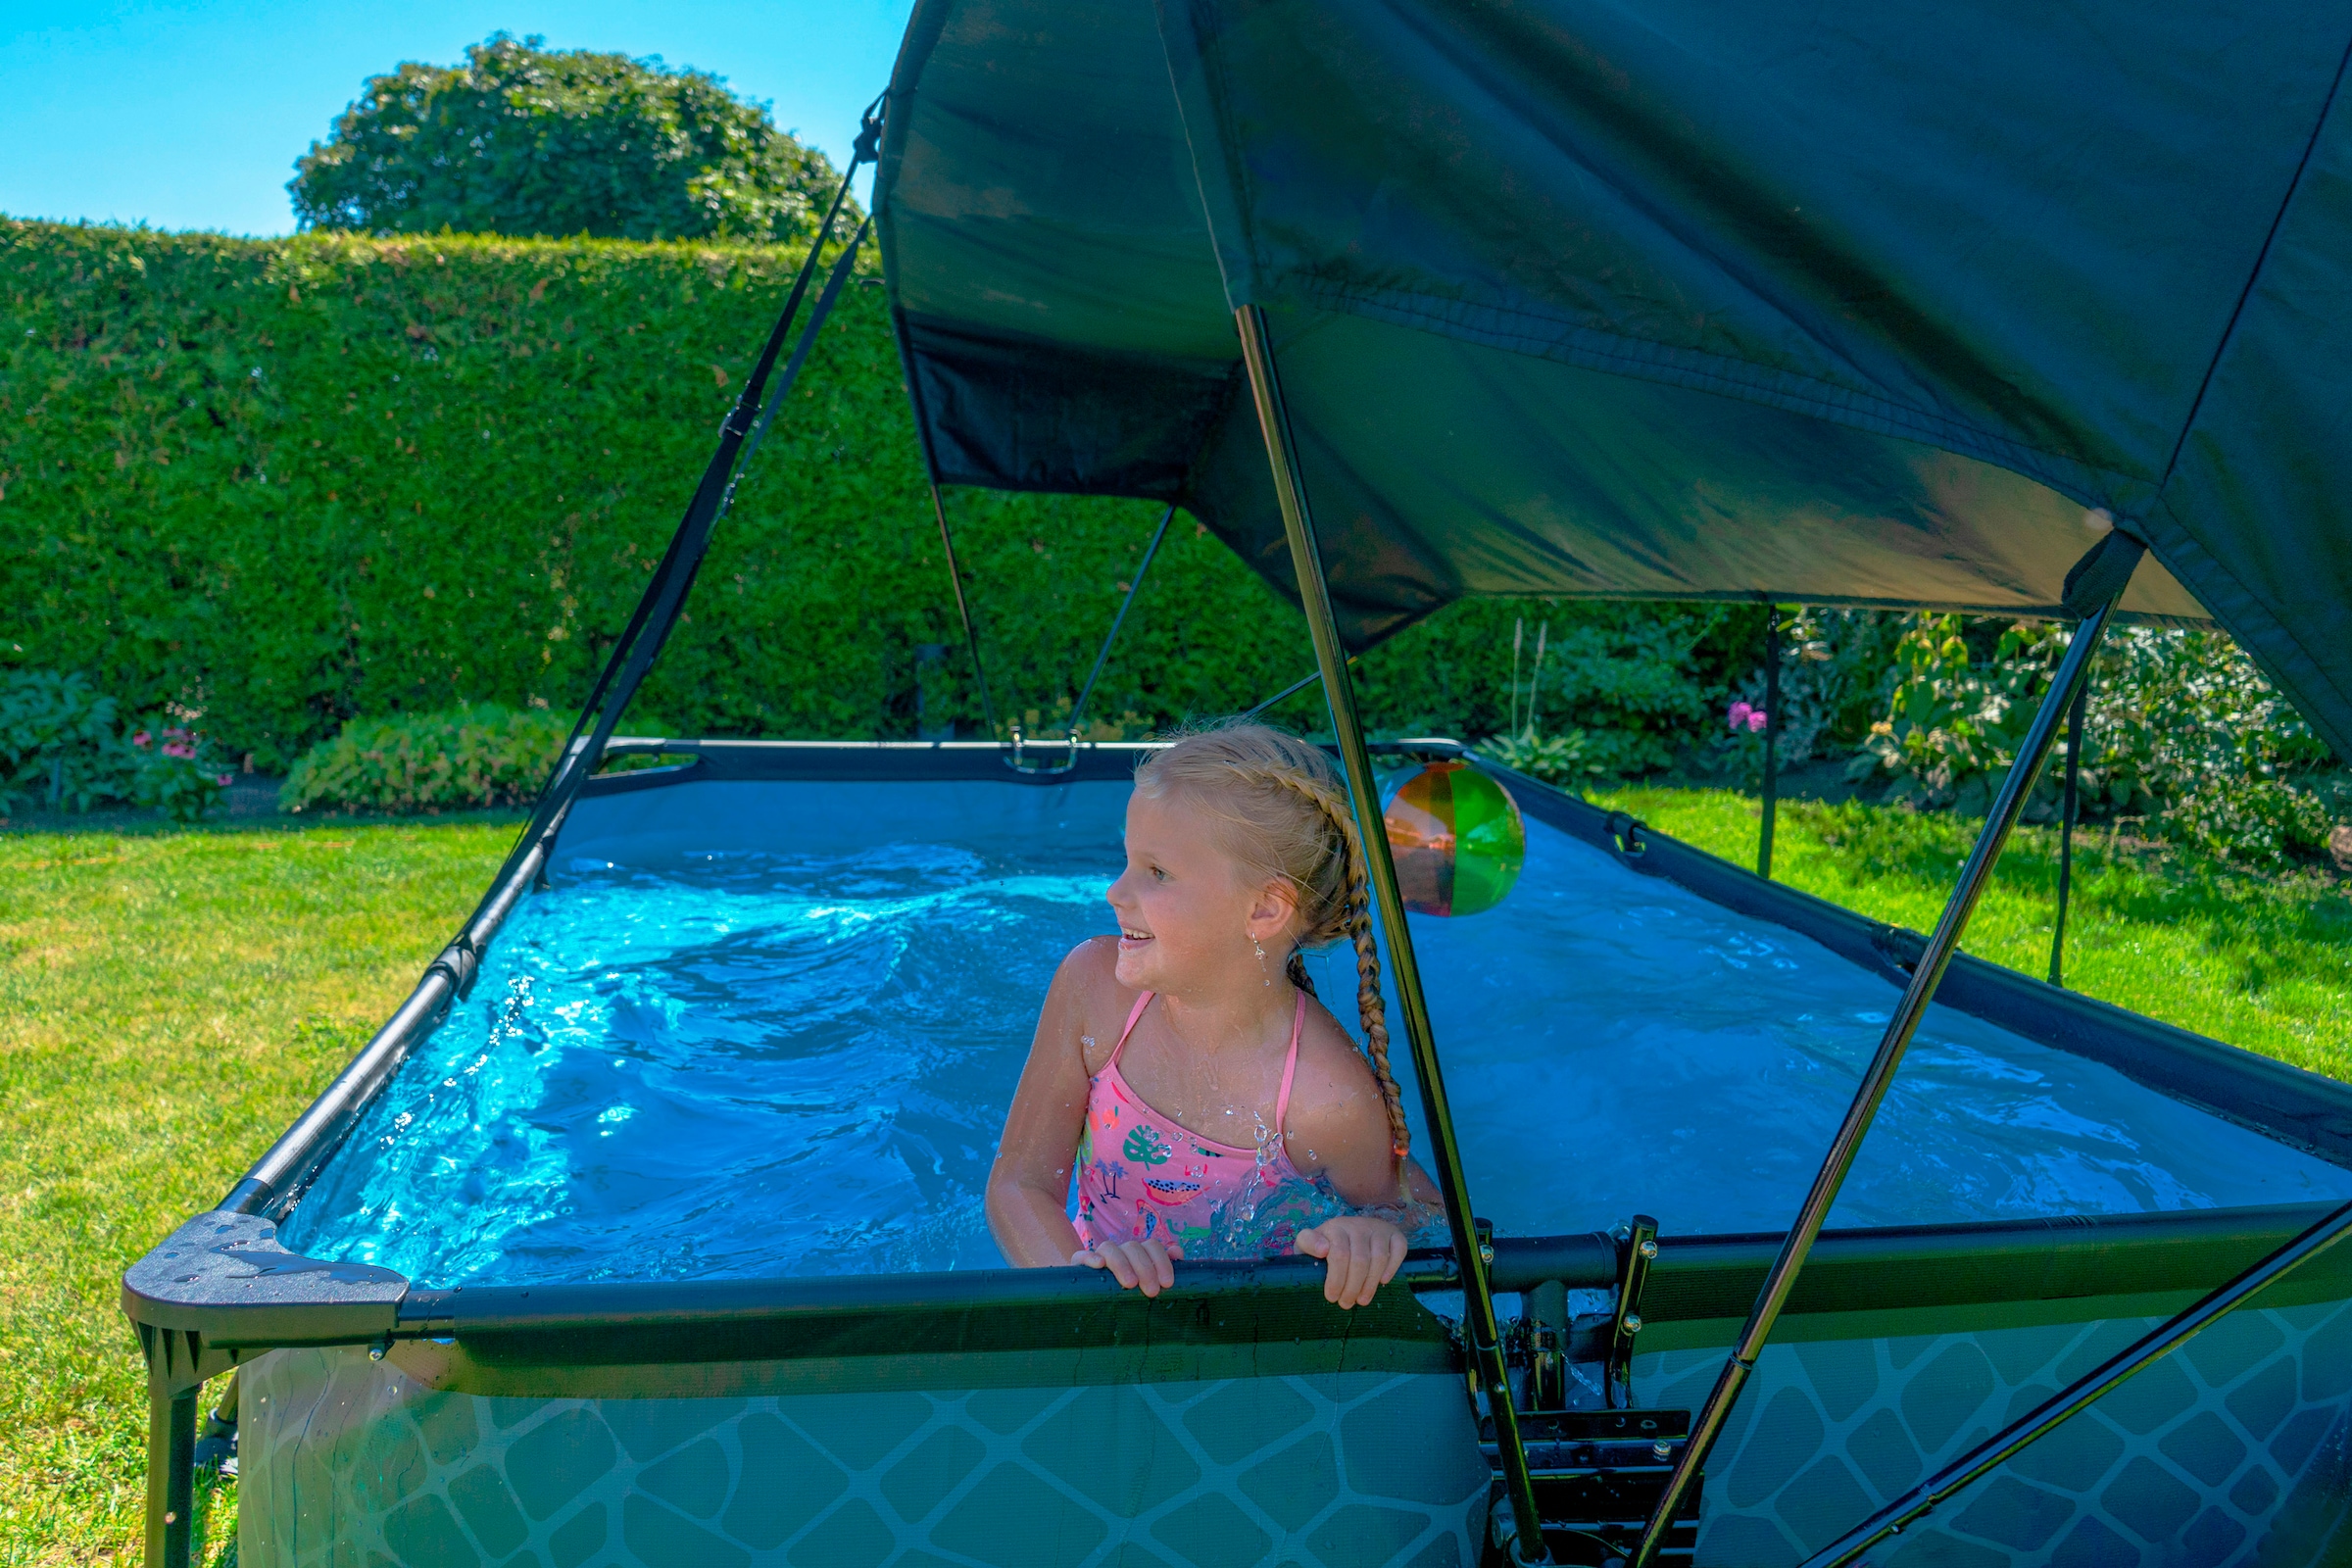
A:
[1281,997,1390,1131]
[1052,935,1143,1066]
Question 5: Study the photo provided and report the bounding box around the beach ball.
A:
[1382,760,1526,917]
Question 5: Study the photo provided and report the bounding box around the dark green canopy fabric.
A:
[876,0,2352,756]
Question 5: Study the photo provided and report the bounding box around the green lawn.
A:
[2,795,2346,1562]
[0,818,518,1566]
[1590,786,2352,1078]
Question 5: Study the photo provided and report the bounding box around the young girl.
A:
[988,722,1438,1308]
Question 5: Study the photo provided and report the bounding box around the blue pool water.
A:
[283,778,2352,1287]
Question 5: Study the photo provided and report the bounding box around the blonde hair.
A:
[1132,720,1410,1161]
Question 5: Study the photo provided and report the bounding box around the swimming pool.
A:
[131,744,2352,1568]
[278,773,2352,1292]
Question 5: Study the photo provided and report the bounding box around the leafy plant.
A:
[127,724,232,823]
[1847,614,2068,816]
[1716,607,1907,777]
[2083,629,2345,866]
[280,703,575,813]
[1848,616,2347,867]
[290,33,846,243]
[0,670,134,814]
[1473,726,1604,788]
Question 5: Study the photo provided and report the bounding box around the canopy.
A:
[875,0,2352,757]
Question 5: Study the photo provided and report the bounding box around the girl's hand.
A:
[1295,1216,1407,1308]
[1073,1238,1184,1297]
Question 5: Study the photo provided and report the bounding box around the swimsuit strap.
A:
[1273,992,1305,1142]
[1102,991,1153,1070]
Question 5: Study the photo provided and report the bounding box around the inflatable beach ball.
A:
[1382,760,1526,917]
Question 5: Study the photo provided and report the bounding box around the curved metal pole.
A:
[1235,304,1553,1564]
[1628,555,2140,1567]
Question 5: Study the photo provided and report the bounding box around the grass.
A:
[2,792,2347,1561]
[1590,786,2352,1078]
[0,816,518,1565]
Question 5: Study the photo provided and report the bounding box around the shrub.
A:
[0,669,131,814]
[1848,617,2347,867]
[290,33,845,244]
[280,703,571,813]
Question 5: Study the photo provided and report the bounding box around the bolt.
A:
[1652,1441,1672,1461]
[1639,1239,1658,1259]
[1625,1313,1643,1333]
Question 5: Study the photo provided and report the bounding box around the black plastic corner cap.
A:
[122,1210,409,1348]
[2060,529,2147,620]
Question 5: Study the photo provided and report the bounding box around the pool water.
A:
[283,778,2352,1287]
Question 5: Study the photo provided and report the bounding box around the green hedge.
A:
[1,219,1773,766]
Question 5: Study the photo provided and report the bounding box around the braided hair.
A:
[1132,721,1411,1164]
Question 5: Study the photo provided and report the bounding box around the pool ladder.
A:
[1481,1216,1701,1567]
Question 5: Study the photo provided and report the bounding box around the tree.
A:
[290,33,848,243]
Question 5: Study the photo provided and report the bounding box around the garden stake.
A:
[2050,681,2088,987]
[1760,607,1781,880]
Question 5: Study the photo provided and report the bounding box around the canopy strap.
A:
[463,97,885,943]
[1628,532,2147,1568]
[927,481,1000,741]
[1236,303,1554,1566]
[1759,606,1782,880]
[1064,503,1176,742]
[1240,653,1361,723]
[2049,681,2089,987]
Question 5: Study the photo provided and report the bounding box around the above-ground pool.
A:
[282,775,2352,1291]
[136,749,2352,1568]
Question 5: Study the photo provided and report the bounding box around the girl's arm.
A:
[1285,1048,1434,1308]
[986,940,1112,1268]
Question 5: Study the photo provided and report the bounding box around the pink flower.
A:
[217,772,235,787]
[164,727,191,743]
[163,741,194,759]
[1747,710,1769,734]
[1727,702,1752,731]
[132,730,151,749]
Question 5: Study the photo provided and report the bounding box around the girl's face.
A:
[1106,789,1293,995]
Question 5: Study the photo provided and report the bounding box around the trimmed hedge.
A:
[1,220,1770,766]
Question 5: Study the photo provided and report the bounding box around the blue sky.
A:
[0,0,916,235]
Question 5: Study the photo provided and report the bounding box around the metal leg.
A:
[1235,304,1553,1565]
[2049,682,2087,987]
[1627,555,2139,1568]
[147,1379,197,1568]
[1759,608,1781,880]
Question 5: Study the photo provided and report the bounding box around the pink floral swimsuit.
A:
[1073,991,1304,1255]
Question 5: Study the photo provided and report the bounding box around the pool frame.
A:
[122,738,2352,1566]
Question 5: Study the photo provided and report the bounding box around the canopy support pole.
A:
[2049,682,2088,987]
[1759,607,1781,880]
[1065,503,1175,741]
[1235,304,1553,1566]
[1796,1193,2352,1568]
[1628,532,2146,1568]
